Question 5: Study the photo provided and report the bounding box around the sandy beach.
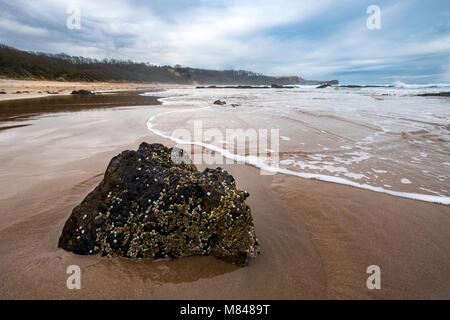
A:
[0,87,449,300]
[0,79,183,101]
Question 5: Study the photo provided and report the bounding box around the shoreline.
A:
[0,79,188,101]
[0,90,449,299]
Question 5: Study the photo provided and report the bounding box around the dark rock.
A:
[235,85,258,89]
[58,142,260,266]
[198,85,269,89]
[338,85,387,88]
[71,89,94,95]
[213,100,226,105]
[338,85,363,88]
[271,84,295,89]
[417,92,450,97]
[0,91,6,94]
[316,80,339,88]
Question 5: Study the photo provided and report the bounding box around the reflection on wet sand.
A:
[87,256,239,285]
[0,91,161,123]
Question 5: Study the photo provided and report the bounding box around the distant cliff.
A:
[298,77,339,85]
[0,44,300,85]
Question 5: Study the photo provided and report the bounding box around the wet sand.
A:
[0,92,449,299]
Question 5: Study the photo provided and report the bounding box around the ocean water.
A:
[142,84,450,204]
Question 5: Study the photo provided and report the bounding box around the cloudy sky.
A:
[1,0,449,84]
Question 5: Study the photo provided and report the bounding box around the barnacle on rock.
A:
[58,142,260,266]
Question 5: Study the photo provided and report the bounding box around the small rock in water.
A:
[71,89,94,95]
[213,100,226,105]
[58,142,260,266]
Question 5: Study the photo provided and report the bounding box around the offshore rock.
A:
[71,89,94,95]
[417,92,450,97]
[58,142,260,266]
[213,99,226,105]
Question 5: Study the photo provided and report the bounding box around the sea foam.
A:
[143,89,450,205]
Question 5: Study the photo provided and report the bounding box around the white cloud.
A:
[1,0,449,82]
[0,12,49,37]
